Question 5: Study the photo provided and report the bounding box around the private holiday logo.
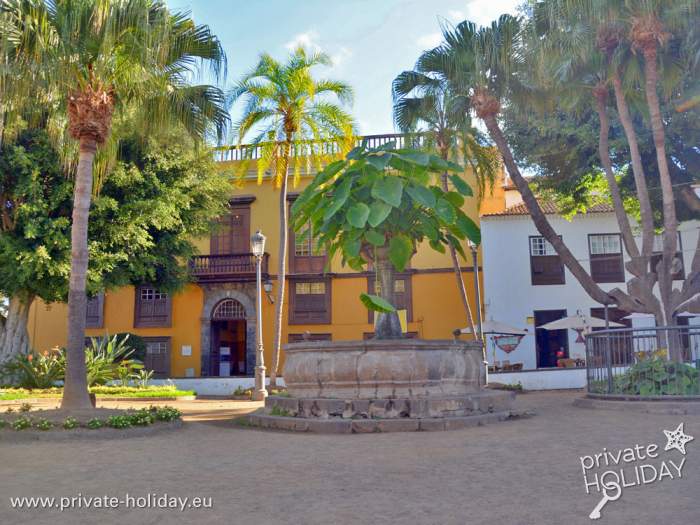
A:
[579,422,694,520]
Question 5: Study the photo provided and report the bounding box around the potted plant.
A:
[291,139,480,338]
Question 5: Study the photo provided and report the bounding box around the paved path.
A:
[1,391,698,525]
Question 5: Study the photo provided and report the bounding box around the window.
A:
[85,293,104,328]
[529,236,565,285]
[134,286,171,327]
[143,337,170,378]
[288,333,332,343]
[289,279,331,324]
[366,274,412,323]
[289,198,327,274]
[294,222,325,257]
[588,234,624,283]
[650,233,685,280]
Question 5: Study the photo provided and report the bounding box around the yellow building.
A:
[28,134,506,379]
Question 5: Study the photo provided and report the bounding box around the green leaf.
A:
[388,235,413,271]
[435,198,456,224]
[371,176,403,207]
[360,293,396,313]
[365,230,385,246]
[456,213,481,244]
[429,238,446,253]
[367,201,392,227]
[405,184,436,208]
[346,202,370,228]
[396,151,430,166]
[323,176,353,222]
[450,175,473,196]
[444,191,465,209]
[343,236,361,258]
[366,152,392,171]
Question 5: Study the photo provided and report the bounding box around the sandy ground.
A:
[1,391,698,525]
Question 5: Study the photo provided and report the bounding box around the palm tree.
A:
[4,0,228,409]
[230,47,355,386]
[392,50,498,339]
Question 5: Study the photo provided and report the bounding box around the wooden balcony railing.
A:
[212,133,428,162]
[189,253,269,282]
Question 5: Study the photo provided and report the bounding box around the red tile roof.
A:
[483,201,615,217]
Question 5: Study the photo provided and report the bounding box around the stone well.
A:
[247,339,516,433]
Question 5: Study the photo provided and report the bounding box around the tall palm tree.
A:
[4,0,228,409]
[230,47,355,386]
[392,50,498,339]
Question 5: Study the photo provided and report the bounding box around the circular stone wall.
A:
[282,339,485,399]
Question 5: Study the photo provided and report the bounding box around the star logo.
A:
[663,422,694,455]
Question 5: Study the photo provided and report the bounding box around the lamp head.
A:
[251,230,266,257]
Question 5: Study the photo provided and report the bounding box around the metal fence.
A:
[585,325,700,398]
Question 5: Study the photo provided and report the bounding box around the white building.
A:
[480,186,699,390]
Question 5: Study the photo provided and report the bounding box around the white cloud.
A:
[448,9,465,22]
[416,32,442,50]
[284,30,322,53]
[463,0,519,27]
[330,46,353,67]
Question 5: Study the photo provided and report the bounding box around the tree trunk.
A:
[440,169,478,339]
[61,138,95,410]
[269,143,292,387]
[373,246,402,339]
[610,70,655,257]
[593,89,640,262]
[641,46,682,361]
[0,294,33,365]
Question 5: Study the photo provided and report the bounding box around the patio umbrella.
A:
[460,320,528,336]
[540,312,623,342]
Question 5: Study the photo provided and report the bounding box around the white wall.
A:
[481,212,699,371]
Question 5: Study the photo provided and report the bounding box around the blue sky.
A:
[166,0,520,140]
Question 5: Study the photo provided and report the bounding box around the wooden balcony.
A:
[212,133,428,162]
[189,253,269,283]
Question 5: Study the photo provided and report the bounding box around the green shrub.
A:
[34,418,53,431]
[86,418,104,429]
[614,358,700,396]
[232,386,251,398]
[0,418,6,429]
[128,410,155,426]
[113,333,147,362]
[62,417,79,430]
[150,406,181,422]
[85,334,143,386]
[0,351,64,388]
[106,415,132,429]
[11,416,32,430]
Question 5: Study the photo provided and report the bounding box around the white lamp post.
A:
[468,240,484,343]
[251,230,268,401]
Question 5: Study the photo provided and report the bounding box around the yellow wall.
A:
[28,150,507,377]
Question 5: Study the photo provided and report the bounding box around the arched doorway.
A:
[210,298,247,376]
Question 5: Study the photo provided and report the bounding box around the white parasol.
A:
[540,312,623,343]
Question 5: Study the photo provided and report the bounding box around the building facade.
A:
[27,134,505,380]
[481,183,699,389]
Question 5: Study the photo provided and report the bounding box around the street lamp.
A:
[468,240,484,343]
[251,230,268,401]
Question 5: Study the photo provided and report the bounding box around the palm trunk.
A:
[269,142,292,387]
[641,47,682,361]
[440,168,478,339]
[593,90,640,262]
[610,70,655,257]
[0,294,33,365]
[374,245,402,339]
[481,114,615,307]
[61,138,95,410]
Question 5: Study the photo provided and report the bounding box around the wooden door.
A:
[211,206,250,255]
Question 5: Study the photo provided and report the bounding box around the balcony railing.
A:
[213,133,429,162]
[189,253,269,282]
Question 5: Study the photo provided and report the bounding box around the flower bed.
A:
[0,385,195,401]
[0,406,182,436]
